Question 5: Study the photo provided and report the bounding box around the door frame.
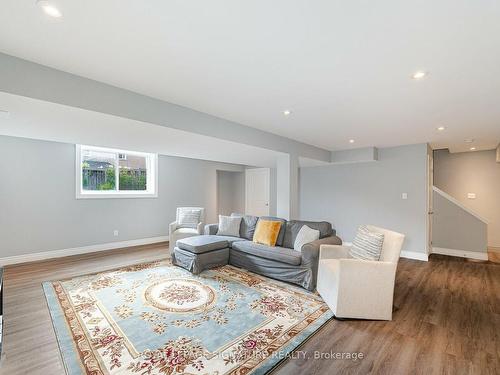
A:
[426,148,434,255]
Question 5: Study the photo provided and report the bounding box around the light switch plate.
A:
[467,193,476,199]
[401,193,408,200]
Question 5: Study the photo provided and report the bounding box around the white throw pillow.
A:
[217,215,242,237]
[178,208,202,229]
[349,225,385,261]
[294,225,320,251]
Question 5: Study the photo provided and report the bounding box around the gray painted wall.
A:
[269,168,278,216]
[0,135,244,257]
[331,147,378,163]
[300,144,428,254]
[216,171,245,216]
[432,189,487,252]
[276,154,299,220]
[434,149,500,247]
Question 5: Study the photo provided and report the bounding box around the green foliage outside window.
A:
[81,163,146,191]
[119,170,147,190]
[98,167,116,190]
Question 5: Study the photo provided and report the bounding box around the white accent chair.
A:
[169,207,205,255]
[317,225,405,320]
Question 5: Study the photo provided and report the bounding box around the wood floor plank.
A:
[0,245,498,374]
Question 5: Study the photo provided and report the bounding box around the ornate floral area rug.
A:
[43,260,332,375]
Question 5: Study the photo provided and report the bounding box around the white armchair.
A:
[317,225,405,320]
[169,207,205,255]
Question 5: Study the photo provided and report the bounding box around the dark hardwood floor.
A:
[0,244,498,374]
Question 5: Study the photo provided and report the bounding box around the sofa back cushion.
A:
[283,220,334,249]
[231,213,258,240]
[258,216,287,246]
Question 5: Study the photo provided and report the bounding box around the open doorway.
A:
[216,170,245,216]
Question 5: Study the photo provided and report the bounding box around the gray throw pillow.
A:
[349,225,385,261]
[216,215,242,237]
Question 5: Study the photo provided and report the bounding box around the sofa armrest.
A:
[322,258,398,319]
[204,223,219,235]
[169,221,178,235]
[337,258,397,307]
[301,236,342,265]
[336,259,397,301]
[320,244,351,260]
[338,258,396,275]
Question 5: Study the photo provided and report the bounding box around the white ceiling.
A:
[1,0,499,153]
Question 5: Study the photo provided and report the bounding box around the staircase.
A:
[431,186,488,260]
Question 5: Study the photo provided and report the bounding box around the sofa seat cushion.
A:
[210,236,246,246]
[231,241,302,266]
[176,235,228,254]
[174,227,199,235]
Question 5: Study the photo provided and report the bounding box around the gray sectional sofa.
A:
[172,213,342,291]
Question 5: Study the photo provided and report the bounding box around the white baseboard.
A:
[431,247,488,261]
[0,236,169,266]
[343,242,428,262]
[400,251,429,261]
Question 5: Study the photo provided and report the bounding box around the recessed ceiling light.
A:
[464,139,474,143]
[412,71,428,80]
[349,139,355,144]
[283,110,291,116]
[470,147,476,151]
[437,126,446,131]
[37,1,62,18]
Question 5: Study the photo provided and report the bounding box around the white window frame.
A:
[76,145,158,199]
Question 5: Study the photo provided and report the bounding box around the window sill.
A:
[76,192,158,199]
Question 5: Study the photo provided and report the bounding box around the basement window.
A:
[76,145,158,199]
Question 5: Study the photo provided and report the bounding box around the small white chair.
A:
[317,225,405,320]
[169,207,205,255]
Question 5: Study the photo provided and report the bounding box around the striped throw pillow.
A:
[349,225,385,261]
[178,209,202,229]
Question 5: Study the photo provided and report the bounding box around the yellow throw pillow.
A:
[253,220,281,246]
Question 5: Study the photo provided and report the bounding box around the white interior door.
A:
[245,168,270,216]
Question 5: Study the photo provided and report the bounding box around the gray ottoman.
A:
[172,235,230,274]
